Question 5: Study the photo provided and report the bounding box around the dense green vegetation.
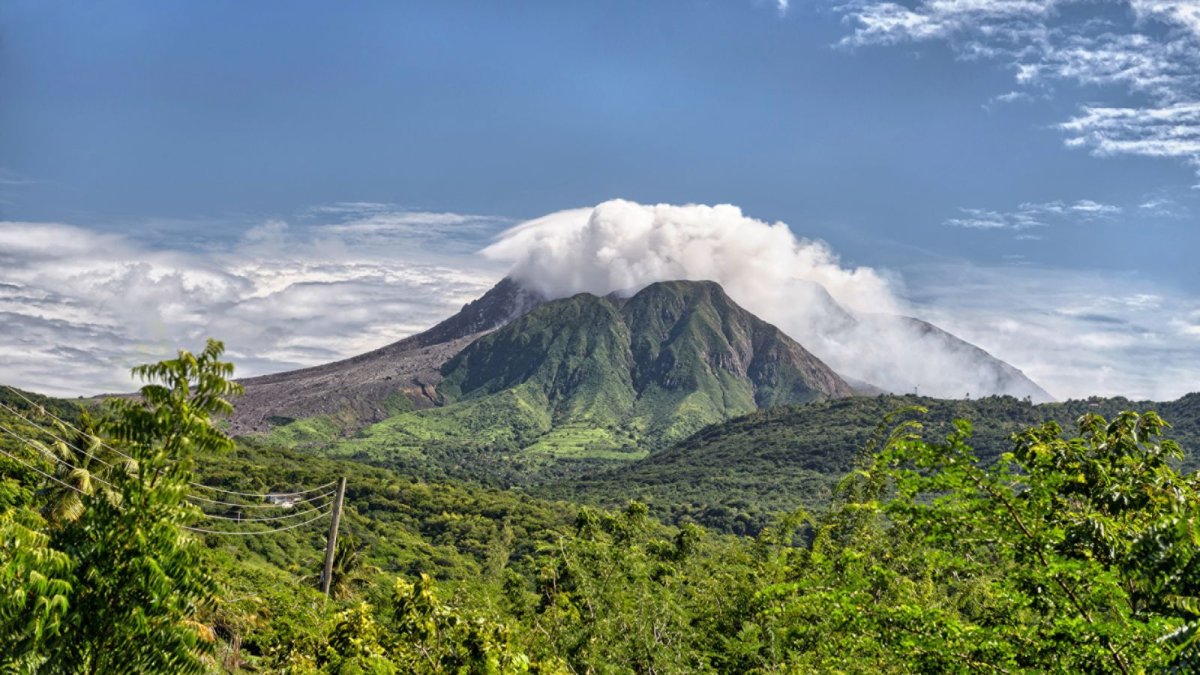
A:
[554,393,1200,533]
[268,387,1200,536]
[4,344,1200,672]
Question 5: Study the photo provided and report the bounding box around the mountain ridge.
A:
[227,276,1051,440]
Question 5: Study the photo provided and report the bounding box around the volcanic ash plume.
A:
[483,199,1052,402]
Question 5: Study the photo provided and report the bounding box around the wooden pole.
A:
[321,477,347,597]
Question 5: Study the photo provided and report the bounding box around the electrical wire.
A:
[0,401,118,470]
[194,501,331,522]
[0,419,325,517]
[3,385,337,501]
[2,420,340,537]
[0,444,88,495]
[182,509,331,535]
[3,386,141,466]
[186,488,336,509]
[185,480,337,498]
[1,420,330,520]
[0,422,120,492]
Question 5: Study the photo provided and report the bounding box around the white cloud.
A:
[1131,0,1200,36]
[945,198,1121,230]
[1060,102,1200,162]
[907,263,1200,400]
[838,0,1059,48]
[1137,193,1191,215]
[0,209,506,397]
[485,200,1045,400]
[483,200,1197,401]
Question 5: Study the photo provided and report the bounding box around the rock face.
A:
[227,278,544,434]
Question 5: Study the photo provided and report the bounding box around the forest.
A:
[2,341,1199,673]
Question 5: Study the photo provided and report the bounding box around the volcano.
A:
[227,277,1049,437]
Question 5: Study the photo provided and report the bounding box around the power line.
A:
[2,386,141,466]
[1,418,317,513]
[186,480,337,498]
[182,509,332,535]
[194,501,331,522]
[0,401,118,471]
[3,385,337,501]
[2,422,340,537]
[186,488,336,510]
[0,422,120,492]
[1,418,332,520]
[0,444,88,495]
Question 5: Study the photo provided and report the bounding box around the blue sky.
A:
[1,0,1198,399]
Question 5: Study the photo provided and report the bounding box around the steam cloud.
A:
[484,200,1053,401]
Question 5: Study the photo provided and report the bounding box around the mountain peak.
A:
[418,277,546,346]
[438,279,854,446]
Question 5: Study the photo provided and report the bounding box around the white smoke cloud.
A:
[485,200,899,313]
[483,199,1054,401]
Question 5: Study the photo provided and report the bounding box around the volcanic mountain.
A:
[432,280,854,446]
[228,278,1049,443]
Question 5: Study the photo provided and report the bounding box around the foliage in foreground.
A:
[1,340,239,673]
[267,408,1200,673]
[748,408,1200,672]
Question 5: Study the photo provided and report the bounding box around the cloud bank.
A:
[2,200,1196,402]
[0,207,507,397]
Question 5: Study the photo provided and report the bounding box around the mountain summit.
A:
[435,280,853,445]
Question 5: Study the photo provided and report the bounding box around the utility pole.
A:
[321,477,347,597]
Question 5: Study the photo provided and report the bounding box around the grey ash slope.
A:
[228,278,543,434]
[785,280,1051,402]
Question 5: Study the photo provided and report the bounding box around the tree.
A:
[37,412,120,525]
[0,481,73,672]
[748,409,1200,672]
[300,534,380,600]
[10,339,243,674]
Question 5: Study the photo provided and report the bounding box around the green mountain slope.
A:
[549,392,1200,534]
[438,291,636,427]
[440,280,853,445]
